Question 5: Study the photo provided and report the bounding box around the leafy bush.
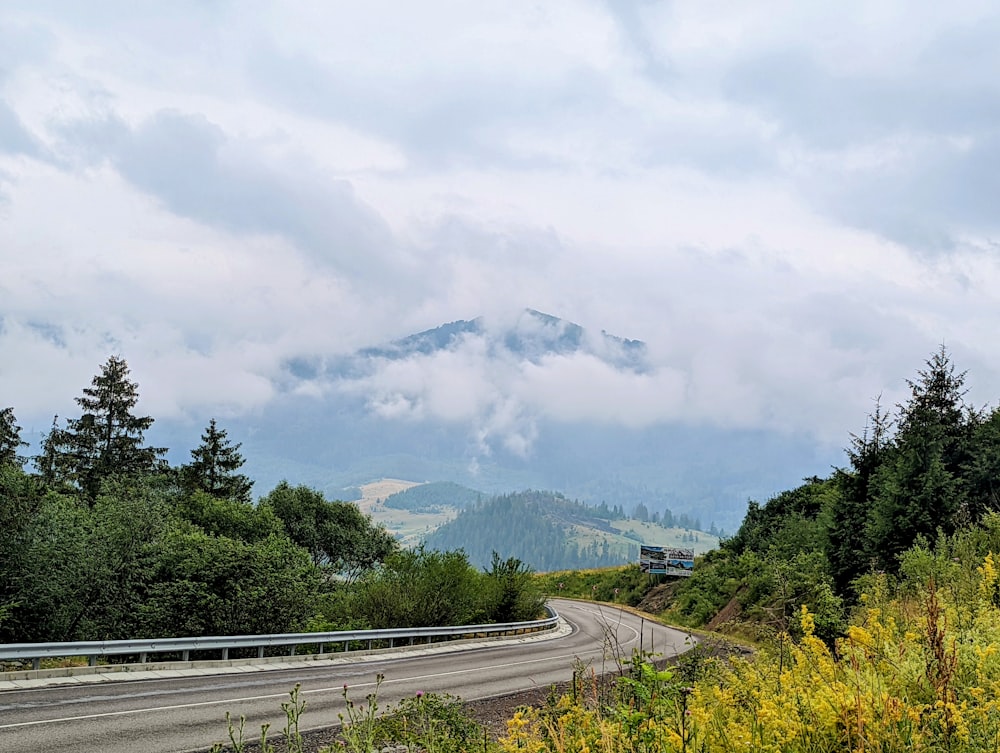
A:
[534,564,652,605]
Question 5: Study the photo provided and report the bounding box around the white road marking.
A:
[0,649,608,730]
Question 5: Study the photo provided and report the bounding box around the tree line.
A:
[667,346,1000,643]
[425,490,640,571]
[0,357,543,645]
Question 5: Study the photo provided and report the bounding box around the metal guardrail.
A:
[0,607,560,671]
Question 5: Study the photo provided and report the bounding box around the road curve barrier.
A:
[0,606,560,673]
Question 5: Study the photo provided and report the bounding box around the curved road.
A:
[0,600,694,753]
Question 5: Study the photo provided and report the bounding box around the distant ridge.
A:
[142,309,844,534]
[353,308,648,372]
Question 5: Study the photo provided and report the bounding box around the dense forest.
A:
[0,357,543,645]
[425,490,642,570]
[382,481,484,511]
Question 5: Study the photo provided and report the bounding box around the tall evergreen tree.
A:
[827,399,892,594]
[868,347,976,570]
[44,356,166,499]
[0,407,28,467]
[34,415,64,487]
[179,418,253,503]
[965,407,1000,519]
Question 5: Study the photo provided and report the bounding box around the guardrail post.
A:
[0,608,559,671]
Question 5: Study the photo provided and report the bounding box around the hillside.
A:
[423,489,718,571]
[354,479,453,546]
[382,481,484,511]
[349,480,718,564]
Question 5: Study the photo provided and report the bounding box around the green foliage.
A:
[213,678,493,753]
[825,400,892,595]
[262,482,398,580]
[39,356,167,499]
[372,690,486,753]
[725,477,836,558]
[868,346,976,570]
[658,347,1000,642]
[7,477,170,641]
[962,406,1000,520]
[483,552,546,622]
[664,548,843,645]
[382,481,483,511]
[179,418,254,503]
[349,546,487,627]
[497,547,1000,753]
[137,524,321,637]
[425,490,634,571]
[16,343,1000,656]
[0,465,55,640]
[4,353,554,645]
[210,684,308,753]
[534,564,655,605]
[173,490,284,542]
[338,673,385,753]
[338,546,543,629]
[334,675,491,753]
[666,549,749,627]
[0,406,28,467]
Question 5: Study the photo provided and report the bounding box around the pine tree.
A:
[34,415,63,485]
[45,356,166,499]
[868,346,976,570]
[827,398,892,594]
[965,408,1000,518]
[0,407,28,467]
[179,418,253,503]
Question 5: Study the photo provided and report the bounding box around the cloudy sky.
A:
[2,1,999,451]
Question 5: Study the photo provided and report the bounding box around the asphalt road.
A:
[0,600,694,753]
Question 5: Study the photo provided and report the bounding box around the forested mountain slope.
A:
[424,489,716,571]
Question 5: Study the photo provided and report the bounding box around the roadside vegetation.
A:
[0,357,543,648]
[496,536,1000,753]
[224,524,1000,752]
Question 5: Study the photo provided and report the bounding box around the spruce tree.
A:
[34,415,64,486]
[179,418,253,503]
[827,399,892,594]
[966,408,1000,518]
[0,407,28,467]
[46,356,166,499]
[868,346,976,570]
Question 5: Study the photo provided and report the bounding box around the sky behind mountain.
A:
[2,2,999,455]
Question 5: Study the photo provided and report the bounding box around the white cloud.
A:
[1,0,999,459]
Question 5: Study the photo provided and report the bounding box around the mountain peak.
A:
[358,309,647,372]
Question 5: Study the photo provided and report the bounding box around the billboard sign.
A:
[640,545,694,577]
